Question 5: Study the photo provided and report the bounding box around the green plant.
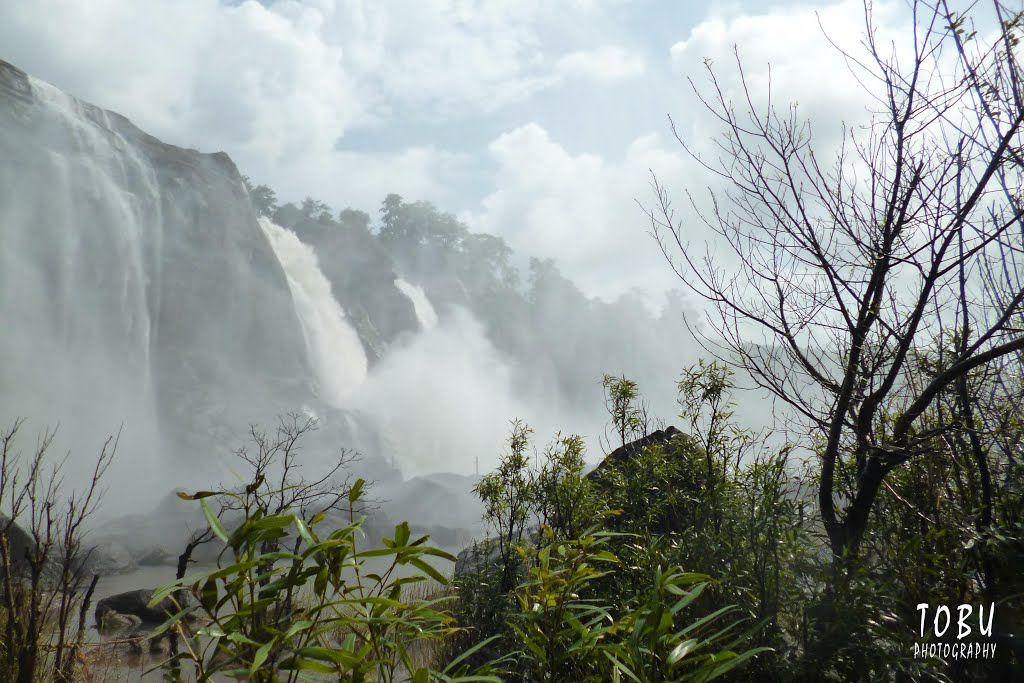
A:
[510,528,770,683]
[153,478,500,683]
[473,420,535,593]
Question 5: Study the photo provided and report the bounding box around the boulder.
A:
[586,426,686,480]
[0,512,34,578]
[454,538,503,577]
[95,588,187,627]
[138,546,176,567]
[86,541,138,576]
[96,610,143,635]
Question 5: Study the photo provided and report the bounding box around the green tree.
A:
[338,207,372,236]
[241,177,278,217]
[474,421,535,592]
[602,374,648,449]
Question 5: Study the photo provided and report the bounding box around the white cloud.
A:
[669,0,912,148]
[0,0,925,306]
[556,45,645,81]
[327,0,560,115]
[0,0,585,211]
[0,0,637,213]
[468,123,690,301]
[262,145,472,215]
[0,0,364,160]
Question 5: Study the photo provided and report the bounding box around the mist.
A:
[0,57,748,540]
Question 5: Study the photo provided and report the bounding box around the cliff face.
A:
[0,59,310,490]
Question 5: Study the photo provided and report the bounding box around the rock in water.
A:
[96,610,143,635]
[95,588,185,627]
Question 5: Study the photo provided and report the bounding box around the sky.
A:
[0,0,909,304]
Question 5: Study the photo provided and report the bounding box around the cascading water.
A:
[0,74,167,501]
[394,278,438,330]
[0,59,311,499]
[259,218,368,406]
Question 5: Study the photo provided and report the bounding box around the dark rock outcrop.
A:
[454,429,693,577]
[0,513,34,578]
[95,588,187,628]
[291,214,420,357]
[86,541,139,576]
[586,426,685,480]
[455,539,501,577]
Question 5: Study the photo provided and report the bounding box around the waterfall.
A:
[2,60,334,499]
[0,73,172,502]
[259,218,368,406]
[394,278,438,330]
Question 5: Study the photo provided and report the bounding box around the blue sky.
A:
[0,0,904,303]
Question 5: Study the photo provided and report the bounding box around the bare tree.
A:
[0,419,113,683]
[218,413,360,526]
[202,414,360,625]
[647,0,1024,559]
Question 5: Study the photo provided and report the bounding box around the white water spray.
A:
[259,218,368,405]
[394,278,438,330]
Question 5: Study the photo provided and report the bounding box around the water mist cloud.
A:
[349,308,596,477]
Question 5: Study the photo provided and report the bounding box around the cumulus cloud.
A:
[0,0,589,144]
[556,45,645,81]
[459,2,919,305]
[0,0,584,207]
[669,0,912,150]
[0,1,364,162]
[327,0,561,115]
[467,123,691,302]
[0,0,921,307]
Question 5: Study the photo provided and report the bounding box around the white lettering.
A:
[957,603,972,639]
[917,603,929,637]
[979,602,994,637]
[935,605,951,637]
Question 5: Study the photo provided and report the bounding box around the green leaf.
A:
[283,657,335,675]
[668,638,699,666]
[409,556,450,585]
[226,631,260,646]
[670,582,707,613]
[250,640,274,676]
[604,651,642,683]
[394,521,411,547]
[201,498,228,543]
[284,620,314,638]
[441,634,503,674]
[697,647,772,682]
[349,478,365,504]
[199,578,218,612]
[295,517,317,547]
[177,490,219,500]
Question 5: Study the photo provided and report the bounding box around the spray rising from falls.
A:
[260,218,368,406]
[394,278,438,330]
[1,61,318,503]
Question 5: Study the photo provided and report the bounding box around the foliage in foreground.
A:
[152,418,766,683]
[153,474,498,683]
[450,363,1024,682]
[0,420,109,683]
